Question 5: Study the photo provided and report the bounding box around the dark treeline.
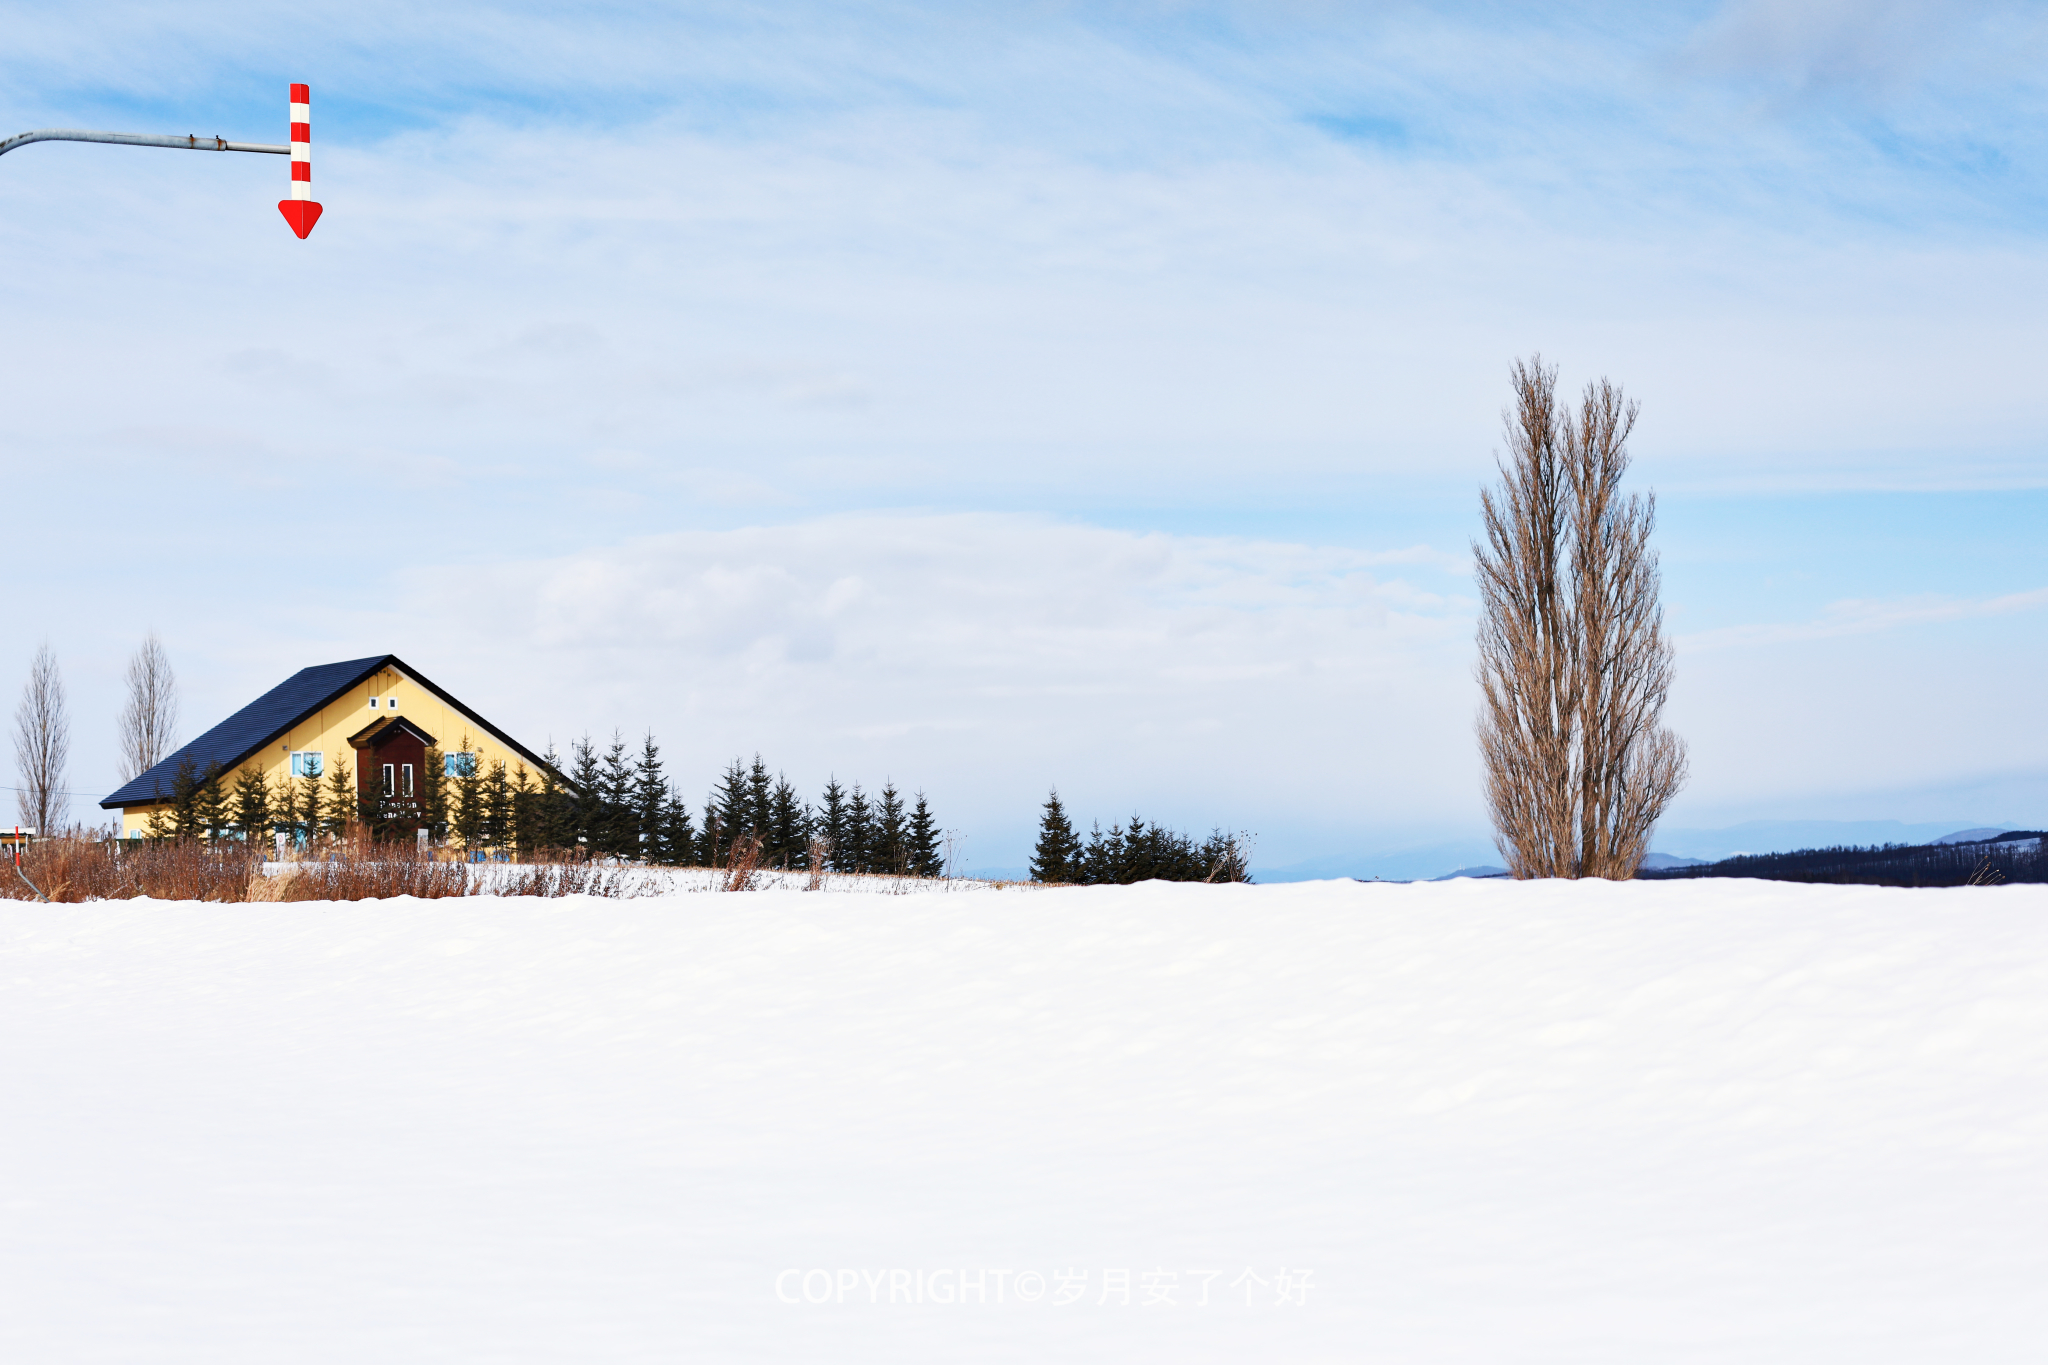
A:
[1639,832,2048,888]
[142,736,948,875]
[1028,789,1251,885]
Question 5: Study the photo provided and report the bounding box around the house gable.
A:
[101,655,562,818]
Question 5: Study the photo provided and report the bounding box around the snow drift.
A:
[3,877,2045,1362]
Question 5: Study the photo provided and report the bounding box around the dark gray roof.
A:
[102,656,388,807]
[100,655,559,808]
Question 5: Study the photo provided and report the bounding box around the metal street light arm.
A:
[4,84,320,238]
[0,129,289,159]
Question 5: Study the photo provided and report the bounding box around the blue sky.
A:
[4,1,2045,873]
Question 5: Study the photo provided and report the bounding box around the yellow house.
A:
[99,654,558,839]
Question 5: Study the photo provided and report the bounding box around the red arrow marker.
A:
[280,83,320,239]
[278,199,323,238]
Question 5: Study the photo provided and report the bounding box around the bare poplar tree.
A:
[1475,357,1688,879]
[13,643,71,833]
[118,631,180,782]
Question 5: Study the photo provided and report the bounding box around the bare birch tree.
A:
[1475,357,1687,879]
[118,631,179,783]
[13,643,71,833]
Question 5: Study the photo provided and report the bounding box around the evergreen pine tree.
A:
[659,785,698,866]
[1076,819,1116,885]
[321,756,355,840]
[568,736,602,852]
[230,766,270,842]
[266,770,295,846]
[509,764,537,856]
[1059,812,1225,884]
[700,800,722,868]
[482,760,512,853]
[296,771,324,845]
[420,744,448,845]
[1029,789,1081,883]
[1198,829,1251,883]
[451,742,483,850]
[598,733,634,856]
[907,792,944,878]
[709,757,752,865]
[536,745,572,852]
[557,774,579,850]
[876,782,907,874]
[747,756,773,847]
[632,733,666,863]
[845,784,872,873]
[818,778,848,871]
[1120,815,1149,882]
[768,774,804,868]
[193,761,230,840]
[166,754,203,838]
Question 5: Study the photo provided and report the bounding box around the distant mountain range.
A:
[1263,841,1505,883]
[1431,853,1704,881]
[1257,819,2025,883]
[988,820,2033,886]
[1649,820,2015,863]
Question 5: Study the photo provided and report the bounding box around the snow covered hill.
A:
[5,878,2047,1362]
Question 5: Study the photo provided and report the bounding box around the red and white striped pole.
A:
[277,82,323,239]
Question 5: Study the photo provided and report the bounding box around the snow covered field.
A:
[5,878,2046,1362]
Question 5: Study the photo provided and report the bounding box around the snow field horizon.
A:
[5,877,2046,1360]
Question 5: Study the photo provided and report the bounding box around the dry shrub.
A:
[0,834,642,903]
[2,835,258,903]
[270,835,473,900]
[490,860,641,898]
[722,836,764,892]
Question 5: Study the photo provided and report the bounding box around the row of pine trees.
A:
[146,735,947,876]
[145,748,1245,885]
[1027,789,1251,884]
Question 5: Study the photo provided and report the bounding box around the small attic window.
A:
[368,697,379,708]
[387,696,399,711]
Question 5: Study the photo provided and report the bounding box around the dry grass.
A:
[4,835,255,903]
[267,836,473,900]
[487,860,650,898]
[0,834,650,903]
[721,836,766,892]
[0,832,1051,903]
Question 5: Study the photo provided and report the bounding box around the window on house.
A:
[382,763,396,796]
[290,751,324,778]
[401,763,415,797]
[368,697,379,709]
[387,697,399,711]
[446,752,476,778]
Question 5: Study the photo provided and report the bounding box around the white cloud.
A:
[1679,584,2048,652]
[372,513,1482,864]
[1662,581,2048,823]
[1680,0,2010,101]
